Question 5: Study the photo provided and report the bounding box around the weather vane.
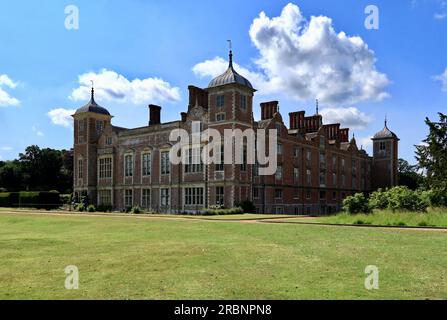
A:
[227,39,232,51]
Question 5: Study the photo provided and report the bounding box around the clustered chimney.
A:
[339,128,349,143]
[260,101,279,120]
[323,123,341,141]
[149,104,162,126]
[188,86,209,110]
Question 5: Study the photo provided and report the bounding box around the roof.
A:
[208,51,254,90]
[75,89,111,116]
[373,121,399,140]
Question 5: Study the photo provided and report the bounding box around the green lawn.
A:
[0,211,446,300]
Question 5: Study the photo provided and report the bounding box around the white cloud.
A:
[47,108,76,128]
[435,68,447,91]
[320,107,373,130]
[0,74,20,107]
[0,147,13,151]
[192,3,390,105]
[70,69,181,105]
[434,0,447,19]
[32,126,44,137]
[358,136,373,152]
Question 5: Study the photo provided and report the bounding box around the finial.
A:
[316,98,319,115]
[90,80,95,101]
[384,114,388,127]
[227,40,233,68]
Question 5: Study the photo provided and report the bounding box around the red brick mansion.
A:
[72,50,399,215]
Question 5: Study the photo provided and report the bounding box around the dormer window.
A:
[217,95,225,107]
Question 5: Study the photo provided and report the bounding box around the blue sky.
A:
[0,0,446,163]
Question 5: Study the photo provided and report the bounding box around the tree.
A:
[415,113,447,205]
[0,145,74,193]
[397,158,424,190]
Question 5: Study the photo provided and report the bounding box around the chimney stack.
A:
[181,112,187,122]
[260,101,279,120]
[149,104,162,125]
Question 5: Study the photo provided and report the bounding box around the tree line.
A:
[0,145,73,194]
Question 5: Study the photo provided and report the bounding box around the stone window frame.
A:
[141,150,152,177]
[141,188,151,209]
[98,155,113,180]
[124,152,134,178]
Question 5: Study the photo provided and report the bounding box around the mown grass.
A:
[0,211,446,300]
[316,208,447,227]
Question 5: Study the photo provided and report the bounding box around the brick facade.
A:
[72,53,398,215]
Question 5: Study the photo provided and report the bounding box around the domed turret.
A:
[208,50,255,91]
[75,87,110,116]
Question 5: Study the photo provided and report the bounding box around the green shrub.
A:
[131,206,142,214]
[343,193,371,214]
[387,186,428,212]
[76,203,86,212]
[87,205,96,212]
[96,205,113,212]
[369,189,389,210]
[202,207,244,216]
[236,200,256,214]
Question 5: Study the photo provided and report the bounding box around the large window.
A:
[185,148,203,173]
[241,95,247,110]
[124,154,133,177]
[78,120,85,144]
[142,189,151,208]
[293,147,300,158]
[142,153,152,177]
[161,151,170,175]
[333,173,338,187]
[306,169,312,185]
[215,144,224,172]
[240,146,247,172]
[216,187,224,205]
[124,189,133,207]
[96,120,104,132]
[277,143,283,156]
[275,165,283,180]
[98,190,112,206]
[275,189,283,199]
[161,188,170,206]
[78,159,83,179]
[99,157,112,179]
[184,188,204,206]
[294,167,300,184]
[217,95,225,107]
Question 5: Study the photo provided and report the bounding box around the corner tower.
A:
[72,87,112,203]
[371,118,399,189]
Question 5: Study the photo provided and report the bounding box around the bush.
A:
[202,207,244,216]
[0,191,60,209]
[387,186,428,212]
[369,189,389,210]
[75,203,86,212]
[343,193,371,214]
[96,205,113,213]
[236,200,256,214]
[87,205,96,212]
[420,189,447,207]
[131,206,142,214]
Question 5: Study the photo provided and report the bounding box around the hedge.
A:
[0,191,61,209]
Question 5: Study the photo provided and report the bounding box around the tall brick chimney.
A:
[149,104,162,126]
[260,101,279,120]
[289,111,305,130]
